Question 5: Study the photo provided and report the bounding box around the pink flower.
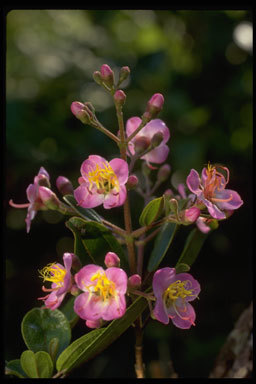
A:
[152,268,200,329]
[9,167,51,233]
[126,117,170,165]
[186,164,243,220]
[74,155,129,209]
[74,264,127,322]
[38,253,74,310]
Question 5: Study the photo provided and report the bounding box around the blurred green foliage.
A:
[6,9,252,378]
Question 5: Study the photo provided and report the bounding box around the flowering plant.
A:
[6,64,243,379]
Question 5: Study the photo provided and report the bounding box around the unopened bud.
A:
[100,64,114,88]
[93,70,102,85]
[114,89,126,106]
[56,176,73,196]
[118,66,130,85]
[128,274,141,289]
[169,198,179,219]
[35,174,51,188]
[183,207,200,224]
[85,319,101,329]
[71,101,96,125]
[157,164,171,182]
[134,136,151,154]
[38,186,60,210]
[164,189,173,198]
[126,175,138,190]
[104,252,120,268]
[142,93,164,121]
[70,284,80,296]
[151,131,164,148]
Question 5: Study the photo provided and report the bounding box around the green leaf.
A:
[21,307,71,359]
[139,196,164,226]
[56,294,149,374]
[63,194,102,222]
[66,216,127,268]
[147,222,179,272]
[175,228,208,269]
[5,359,27,378]
[20,350,53,378]
[60,296,79,328]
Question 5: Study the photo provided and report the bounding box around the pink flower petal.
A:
[126,116,142,137]
[167,302,196,329]
[153,267,176,298]
[74,292,104,321]
[109,158,129,185]
[75,265,104,291]
[141,119,170,143]
[74,185,104,208]
[105,267,127,294]
[142,143,169,164]
[153,298,169,324]
[102,294,126,321]
[186,169,201,195]
[213,189,243,210]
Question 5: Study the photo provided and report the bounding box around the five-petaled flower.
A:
[152,267,200,329]
[74,264,127,323]
[126,117,170,165]
[186,164,243,220]
[74,155,129,209]
[38,252,74,310]
[9,167,51,233]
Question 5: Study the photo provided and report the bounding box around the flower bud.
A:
[142,93,164,121]
[93,70,102,85]
[85,319,101,329]
[118,66,130,85]
[126,175,138,190]
[164,188,173,198]
[35,174,51,188]
[70,284,80,296]
[100,64,114,88]
[104,252,120,268]
[134,136,151,154]
[128,274,142,289]
[56,176,74,196]
[114,89,126,106]
[157,164,171,182]
[151,131,164,148]
[38,186,60,210]
[183,207,201,224]
[70,101,90,124]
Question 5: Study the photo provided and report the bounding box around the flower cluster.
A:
[38,251,200,330]
[9,63,244,337]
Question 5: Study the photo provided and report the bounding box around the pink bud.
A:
[104,252,120,268]
[93,70,102,85]
[148,93,164,110]
[100,64,114,87]
[126,175,138,190]
[128,274,142,289]
[85,319,101,329]
[114,89,126,106]
[164,189,173,198]
[157,164,171,182]
[184,207,201,223]
[118,66,130,84]
[56,176,73,196]
[38,186,60,210]
[151,131,164,148]
[70,101,85,117]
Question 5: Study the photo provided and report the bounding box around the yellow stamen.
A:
[86,270,116,301]
[39,263,66,287]
[163,280,194,307]
[87,162,119,194]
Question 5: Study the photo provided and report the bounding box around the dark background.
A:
[5,9,252,378]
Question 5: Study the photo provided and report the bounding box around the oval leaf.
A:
[56,294,149,373]
[139,197,164,226]
[34,351,54,378]
[175,228,208,269]
[147,223,179,272]
[20,350,38,378]
[63,194,102,222]
[5,359,27,378]
[21,307,71,359]
[20,350,53,378]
